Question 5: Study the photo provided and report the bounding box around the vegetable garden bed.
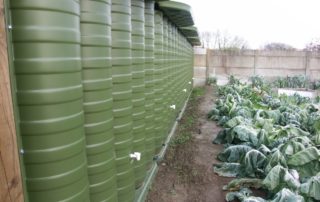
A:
[209,76,320,202]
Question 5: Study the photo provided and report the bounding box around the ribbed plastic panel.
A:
[8,1,198,201]
[80,0,117,201]
[10,1,90,201]
[131,0,147,189]
[144,1,155,167]
[162,17,171,135]
[111,0,135,201]
[154,10,165,150]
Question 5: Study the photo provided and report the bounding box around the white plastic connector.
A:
[20,149,24,154]
[130,152,141,161]
[8,25,12,30]
[188,81,192,84]
[183,89,187,92]
[170,105,176,110]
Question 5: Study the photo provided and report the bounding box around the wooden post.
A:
[0,1,24,201]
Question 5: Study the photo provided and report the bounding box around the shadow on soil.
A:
[146,86,231,202]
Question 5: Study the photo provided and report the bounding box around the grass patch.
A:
[191,87,205,100]
[170,87,204,146]
[163,87,205,183]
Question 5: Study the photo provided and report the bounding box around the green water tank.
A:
[188,43,194,91]
[178,32,188,110]
[182,36,191,100]
[162,16,171,136]
[10,0,90,201]
[175,32,182,111]
[187,39,193,95]
[172,27,180,113]
[167,22,176,127]
[154,10,165,151]
[131,0,147,189]
[80,0,117,201]
[144,1,156,166]
[111,0,135,201]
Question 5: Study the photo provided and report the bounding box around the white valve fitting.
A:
[188,81,192,84]
[183,89,187,92]
[170,105,176,110]
[130,152,141,161]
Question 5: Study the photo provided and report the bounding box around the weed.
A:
[171,132,191,146]
[170,87,203,146]
[191,87,205,100]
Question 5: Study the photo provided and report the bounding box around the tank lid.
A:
[158,1,194,27]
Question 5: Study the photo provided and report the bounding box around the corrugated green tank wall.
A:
[80,0,117,201]
[154,10,165,151]
[6,0,199,201]
[144,1,156,168]
[10,0,90,201]
[131,0,147,189]
[111,0,135,201]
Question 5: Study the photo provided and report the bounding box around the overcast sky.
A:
[176,0,320,49]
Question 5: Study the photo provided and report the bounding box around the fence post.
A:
[305,51,310,80]
[205,49,209,79]
[253,50,257,75]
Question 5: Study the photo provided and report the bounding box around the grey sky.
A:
[176,0,320,49]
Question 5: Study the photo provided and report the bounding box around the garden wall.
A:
[194,48,320,85]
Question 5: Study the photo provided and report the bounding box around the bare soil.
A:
[146,85,232,202]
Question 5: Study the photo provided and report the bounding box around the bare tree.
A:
[262,42,295,51]
[200,30,249,50]
[200,31,213,48]
[304,38,320,52]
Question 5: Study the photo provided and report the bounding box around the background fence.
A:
[194,48,320,86]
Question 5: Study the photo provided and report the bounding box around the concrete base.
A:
[193,78,206,87]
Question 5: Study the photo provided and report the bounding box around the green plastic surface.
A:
[80,0,117,201]
[8,1,197,201]
[167,22,177,127]
[144,1,156,168]
[10,0,90,201]
[111,0,135,201]
[180,26,199,37]
[161,17,171,136]
[158,1,194,27]
[187,36,201,46]
[154,10,165,151]
[131,0,147,189]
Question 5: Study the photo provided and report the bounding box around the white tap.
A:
[170,105,176,110]
[130,152,141,161]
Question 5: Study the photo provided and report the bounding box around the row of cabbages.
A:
[208,76,320,202]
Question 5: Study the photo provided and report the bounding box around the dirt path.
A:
[147,86,232,202]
